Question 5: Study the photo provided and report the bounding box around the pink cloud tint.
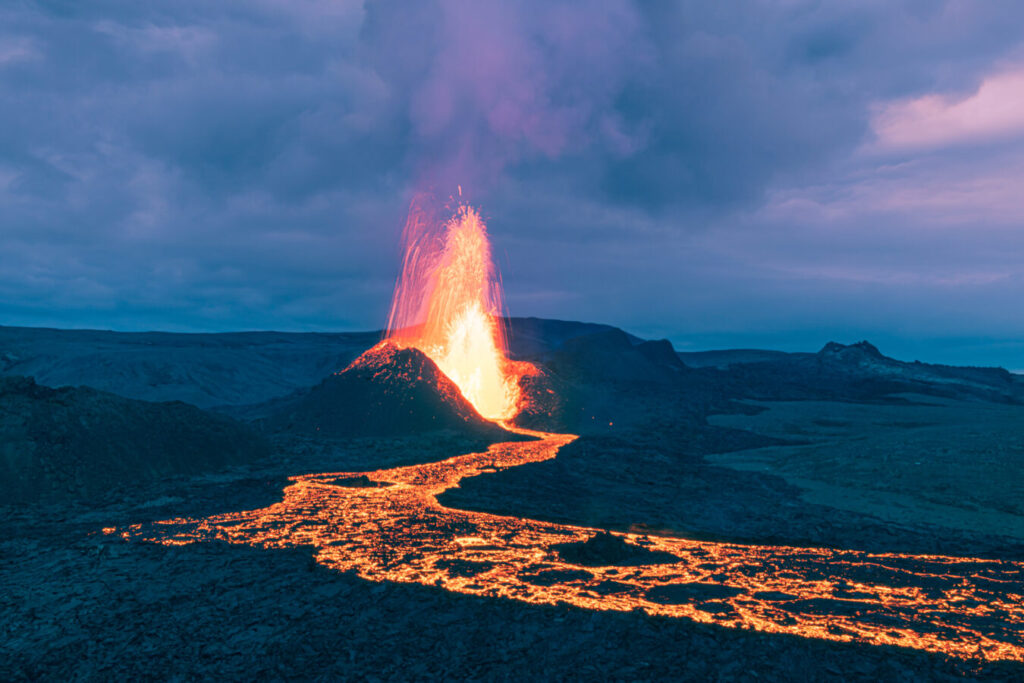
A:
[406,0,645,194]
[870,65,1024,151]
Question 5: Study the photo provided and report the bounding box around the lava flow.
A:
[385,198,521,421]
[118,427,1024,663]
[111,197,1023,663]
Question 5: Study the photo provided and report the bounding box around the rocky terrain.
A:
[2,319,1023,679]
[0,338,524,506]
[707,398,1024,542]
[3,431,1021,681]
[444,333,1024,560]
[0,375,269,504]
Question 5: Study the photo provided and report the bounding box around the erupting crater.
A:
[384,199,525,421]
[111,196,1024,665]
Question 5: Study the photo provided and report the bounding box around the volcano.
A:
[267,341,516,440]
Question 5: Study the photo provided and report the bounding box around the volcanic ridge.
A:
[266,341,518,441]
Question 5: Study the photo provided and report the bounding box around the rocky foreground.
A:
[2,319,1023,679]
[3,440,1022,681]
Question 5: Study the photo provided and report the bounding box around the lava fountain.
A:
[385,197,521,421]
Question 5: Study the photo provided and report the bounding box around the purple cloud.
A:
[0,0,1023,369]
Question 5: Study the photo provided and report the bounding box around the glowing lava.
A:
[116,428,1024,663]
[104,197,1024,665]
[385,199,520,421]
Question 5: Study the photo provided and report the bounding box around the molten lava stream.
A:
[111,198,1024,663]
[117,425,1024,664]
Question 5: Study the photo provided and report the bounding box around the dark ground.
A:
[443,382,1024,560]
[3,437,1022,682]
[2,320,1024,680]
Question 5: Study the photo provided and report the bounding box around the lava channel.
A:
[112,426,1024,663]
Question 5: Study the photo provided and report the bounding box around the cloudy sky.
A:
[2,1,1024,368]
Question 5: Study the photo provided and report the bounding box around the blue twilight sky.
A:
[2,1,1024,369]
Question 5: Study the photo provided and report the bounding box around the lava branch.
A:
[116,426,1024,663]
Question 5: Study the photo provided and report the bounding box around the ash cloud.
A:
[359,0,648,197]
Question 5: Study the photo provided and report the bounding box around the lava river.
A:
[114,427,1024,663]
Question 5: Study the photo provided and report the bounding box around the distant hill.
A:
[0,325,379,408]
[0,319,628,410]
[677,348,801,368]
[2,322,1021,435]
[548,329,688,384]
[502,317,642,359]
[514,334,1024,433]
[266,342,517,442]
[512,328,695,433]
[0,376,269,504]
[710,340,1024,405]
